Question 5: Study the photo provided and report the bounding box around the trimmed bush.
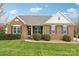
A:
[62,35,71,42]
[6,34,21,40]
[41,34,50,41]
[32,33,41,41]
[41,34,44,40]
[0,34,21,40]
[0,34,5,40]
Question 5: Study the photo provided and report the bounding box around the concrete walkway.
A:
[25,39,79,43]
[73,38,79,41]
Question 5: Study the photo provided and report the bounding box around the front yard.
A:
[0,40,79,56]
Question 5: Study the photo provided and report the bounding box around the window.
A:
[51,25,56,33]
[15,19,19,21]
[33,26,42,34]
[38,26,42,34]
[12,25,21,34]
[62,25,68,34]
[33,26,37,34]
[58,17,60,20]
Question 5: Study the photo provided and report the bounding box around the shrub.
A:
[41,34,44,40]
[6,34,21,40]
[0,34,21,40]
[0,26,21,40]
[0,34,5,40]
[41,34,50,41]
[0,26,5,35]
[32,33,41,41]
[62,35,71,42]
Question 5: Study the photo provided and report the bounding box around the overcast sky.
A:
[1,3,79,23]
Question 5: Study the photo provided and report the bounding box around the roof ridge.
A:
[19,15,51,17]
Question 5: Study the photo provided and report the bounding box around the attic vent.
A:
[58,17,60,20]
[15,19,19,21]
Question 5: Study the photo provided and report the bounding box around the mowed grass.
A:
[0,40,79,56]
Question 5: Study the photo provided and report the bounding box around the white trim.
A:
[12,25,21,27]
[60,12,73,24]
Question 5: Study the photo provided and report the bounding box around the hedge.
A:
[62,35,71,42]
[32,33,41,41]
[32,34,50,41]
[41,34,50,41]
[0,34,21,40]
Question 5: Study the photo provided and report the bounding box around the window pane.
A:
[13,26,16,33]
[63,25,67,34]
[51,25,56,33]
[33,26,42,34]
[17,27,21,33]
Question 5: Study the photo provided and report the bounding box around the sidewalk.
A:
[73,38,79,41]
[25,39,79,43]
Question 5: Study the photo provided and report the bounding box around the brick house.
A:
[6,12,74,40]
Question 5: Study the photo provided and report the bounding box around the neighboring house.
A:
[6,12,74,40]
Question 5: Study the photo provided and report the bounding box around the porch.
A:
[27,25,43,38]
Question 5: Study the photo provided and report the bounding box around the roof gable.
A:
[8,12,74,25]
[7,16,26,25]
[44,12,73,25]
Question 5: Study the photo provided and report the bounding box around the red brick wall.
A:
[43,25,51,34]
[7,17,28,39]
[68,25,74,40]
[43,25,74,41]
[50,25,63,40]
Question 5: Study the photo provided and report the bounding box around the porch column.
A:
[31,25,33,36]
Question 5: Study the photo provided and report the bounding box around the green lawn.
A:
[0,40,79,56]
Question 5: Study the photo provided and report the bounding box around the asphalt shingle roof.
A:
[15,12,74,25]
[19,16,51,25]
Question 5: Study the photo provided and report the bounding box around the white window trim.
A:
[12,25,21,34]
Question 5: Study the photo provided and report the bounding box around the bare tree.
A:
[0,3,3,17]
